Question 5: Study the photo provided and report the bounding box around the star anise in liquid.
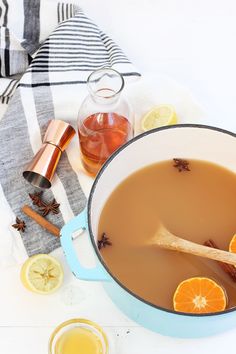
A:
[98,233,112,250]
[173,158,190,172]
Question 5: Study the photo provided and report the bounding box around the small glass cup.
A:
[48,318,109,354]
[78,67,133,176]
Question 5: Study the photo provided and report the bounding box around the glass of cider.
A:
[49,319,109,354]
[78,68,133,177]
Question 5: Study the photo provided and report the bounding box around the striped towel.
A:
[0,0,78,103]
[0,0,140,266]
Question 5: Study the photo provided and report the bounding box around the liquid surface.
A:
[98,160,236,311]
[55,327,103,354]
[78,112,132,176]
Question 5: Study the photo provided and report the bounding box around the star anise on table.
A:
[97,233,112,250]
[39,198,60,216]
[12,217,26,232]
[29,191,43,207]
[173,158,190,172]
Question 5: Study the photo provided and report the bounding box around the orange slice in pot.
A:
[173,277,227,314]
[229,234,236,253]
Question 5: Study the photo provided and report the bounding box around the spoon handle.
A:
[155,229,236,266]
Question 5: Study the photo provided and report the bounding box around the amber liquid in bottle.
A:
[78,112,132,176]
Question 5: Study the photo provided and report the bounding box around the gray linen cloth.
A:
[0,0,140,257]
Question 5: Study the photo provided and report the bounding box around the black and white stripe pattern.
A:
[0,78,18,103]
[0,0,9,77]
[0,0,77,102]
[27,8,136,77]
[57,2,75,23]
[22,0,41,55]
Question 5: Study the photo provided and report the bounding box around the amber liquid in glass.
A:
[79,112,132,176]
[55,327,103,354]
[99,160,236,311]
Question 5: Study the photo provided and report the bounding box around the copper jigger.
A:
[23,120,75,189]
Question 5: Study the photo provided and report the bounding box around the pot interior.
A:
[88,125,236,314]
[90,125,236,242]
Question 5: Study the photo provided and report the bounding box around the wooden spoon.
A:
[152,225,236,266]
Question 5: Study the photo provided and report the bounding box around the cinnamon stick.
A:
[22,205,60,237]
[204,239,236,282]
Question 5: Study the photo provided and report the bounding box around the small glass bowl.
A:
[48,318,109,354]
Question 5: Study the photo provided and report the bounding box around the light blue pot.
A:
[61,124,236,338]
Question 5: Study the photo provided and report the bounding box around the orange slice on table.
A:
[173,277,227,314]
[229,234,236,253]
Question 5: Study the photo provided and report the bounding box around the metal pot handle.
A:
[60,208,110,281]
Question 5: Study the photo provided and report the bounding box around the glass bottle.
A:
[78,68,133,176]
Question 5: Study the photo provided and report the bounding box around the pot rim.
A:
[88,123,236,317]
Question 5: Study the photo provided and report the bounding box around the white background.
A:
[2,0,236,353]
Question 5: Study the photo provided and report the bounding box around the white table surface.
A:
[2,0,236,353]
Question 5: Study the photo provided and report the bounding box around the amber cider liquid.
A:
[99,160,236,311]
[78,112,132,176]
[54,327,103,354]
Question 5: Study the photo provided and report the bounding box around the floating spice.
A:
[173,158,190,172]
[39,198,60,216]
[12,217,26,232]
[29,191,43,207]
[204,239,236,282]
[98,233,112,250]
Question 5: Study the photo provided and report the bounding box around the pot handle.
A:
[60,208,110,281]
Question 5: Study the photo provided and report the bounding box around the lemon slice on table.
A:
[20,254,64,294]
[141,104,178,131]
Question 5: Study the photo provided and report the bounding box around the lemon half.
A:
[141,104,178,131]
[20,254,64,294]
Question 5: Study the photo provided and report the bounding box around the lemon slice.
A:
[141,104,178,131]
[20,254,64,294]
